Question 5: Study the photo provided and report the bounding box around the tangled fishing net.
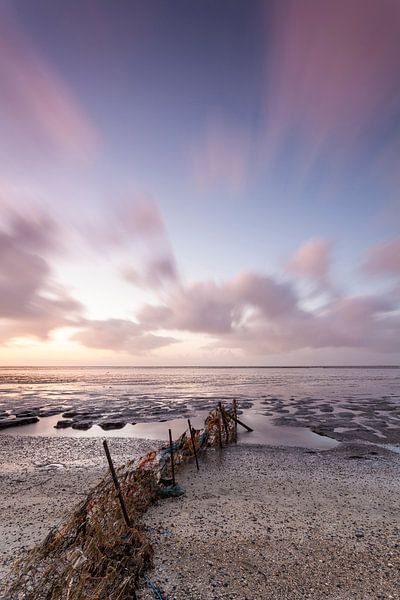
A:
[1,402,238,600]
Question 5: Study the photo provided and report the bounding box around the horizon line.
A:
[0,364,399,369]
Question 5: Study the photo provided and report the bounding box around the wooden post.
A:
[103,440,132,529]
[233,399,238,442]
[188,419,200,471]
[168,428,176,486]
[219,401,229,443]
[217,410,223,449]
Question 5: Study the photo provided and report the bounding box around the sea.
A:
[0,366,399,449]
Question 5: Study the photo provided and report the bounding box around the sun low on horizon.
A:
[0,0,399,367]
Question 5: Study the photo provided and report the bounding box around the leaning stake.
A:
[102,440,132,529]
[188,419,200,471]
[168,428,176,486]
[223,407,253,432]
[233,399,238,442]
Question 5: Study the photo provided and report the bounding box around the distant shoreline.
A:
[0,364,399,369]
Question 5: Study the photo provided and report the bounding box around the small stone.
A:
[355,530,364,538]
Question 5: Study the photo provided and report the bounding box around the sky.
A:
[0,0,399,366]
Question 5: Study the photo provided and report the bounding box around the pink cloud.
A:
[72,319,177,354]
[139,273,299,335]
[193,114,251,192]
[260,0,400,177]
[123,256,178,290]
[0,212,82,342]
[0,197,179,354]
[223,297,399,355]
[287,238,332,286]
[76,194,173,254]
[66,192,179,292]
[364,239,400,276]
[98,194,180,291]
[232,272,298,318]
[209,292,399,356]
[137,267,399,356]
[0,10,99,160]
[139,281,235,334]
[1,194,398,359]
[103,195,167,246]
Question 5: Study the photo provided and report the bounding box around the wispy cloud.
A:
[0,9,100,160]
[123,257,178,291]
[192,114,251,192]
[1,196,398,359]
[363,239,400,277]
[287,238,333,288]
[260,0,400,180]
[0,194,178,354]
[109,194,179,290]
[72,318,177,355]
[137,242,399,356]
[0,211,82,342]
[139,275,399,356]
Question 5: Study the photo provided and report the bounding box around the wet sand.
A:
[1,391,399,448]
[1,435,399,599]
[264,395,400,445]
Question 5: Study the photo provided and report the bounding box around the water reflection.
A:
[0,409,338,450]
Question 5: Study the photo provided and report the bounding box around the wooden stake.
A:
[188,419,200,471]
[223,407,253,432]
[219,401,229,443]
[233,399,238,442]
[103,440,132,529]
[217,410,223,449]
[168,428,176,486]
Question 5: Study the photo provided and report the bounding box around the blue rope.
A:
[143,574,165,600]
[199,430,209,447]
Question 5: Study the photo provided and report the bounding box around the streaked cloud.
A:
[137,235,399,356]
[122,256,178,291]
[287,238,332,287]
[364,239,400,277]
[221,294,399,356]
[72,318,177,354]
[260,0,400,180]
[139,280,237,335]
[108,195,179,290]
[139,273,399,356]
[193,114,251,192]
[0,9,99,160]
[0,211,82,342]
[1,203,399,358]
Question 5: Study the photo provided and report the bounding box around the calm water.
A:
[0,366,399,448]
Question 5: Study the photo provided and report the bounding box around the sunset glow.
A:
[1,0,399,366]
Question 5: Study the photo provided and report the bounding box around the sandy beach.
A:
[1,434,399,599]
[0,436,158,581]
